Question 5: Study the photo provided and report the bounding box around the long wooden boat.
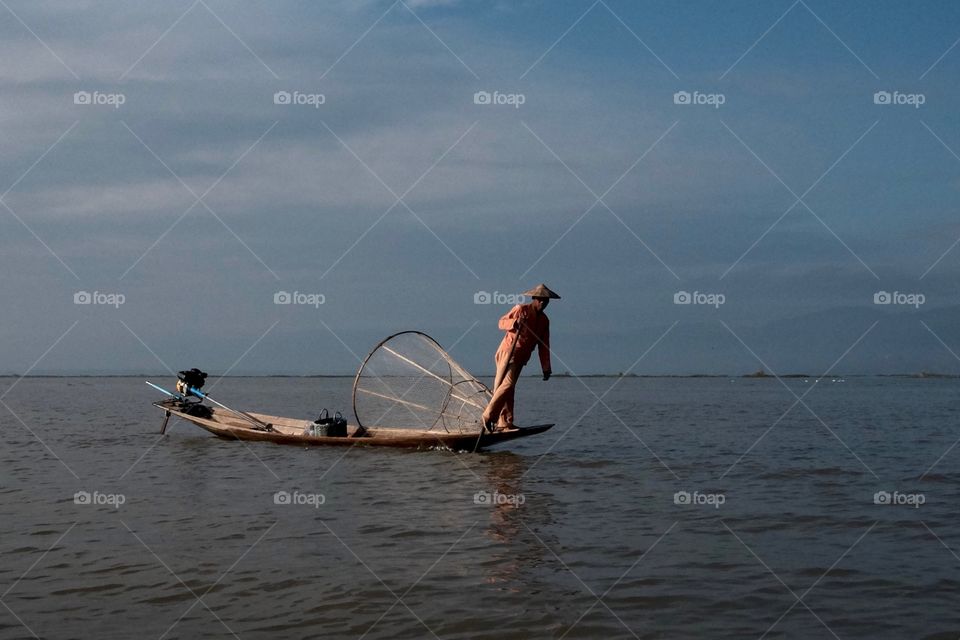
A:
[153,398,553,451]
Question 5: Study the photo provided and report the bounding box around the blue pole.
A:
[145,380,178,398]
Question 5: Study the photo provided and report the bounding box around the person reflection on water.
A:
[481,452,527,591]
[482,284,560,432]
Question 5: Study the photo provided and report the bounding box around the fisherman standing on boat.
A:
[482,284,560,431]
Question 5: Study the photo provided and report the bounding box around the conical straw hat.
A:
[523,284,561,299]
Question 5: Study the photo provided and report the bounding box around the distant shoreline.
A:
[1,373,957,379]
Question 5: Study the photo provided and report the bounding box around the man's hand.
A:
[542,371,551,381]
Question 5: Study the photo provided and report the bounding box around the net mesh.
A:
[353,332,491,434]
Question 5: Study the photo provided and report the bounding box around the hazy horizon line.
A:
[2,372,957,379]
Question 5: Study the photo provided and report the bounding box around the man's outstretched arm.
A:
[539,319,551,379]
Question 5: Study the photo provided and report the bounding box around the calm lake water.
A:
[1,376,959,639]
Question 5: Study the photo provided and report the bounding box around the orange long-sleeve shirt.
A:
[496,303,551,373]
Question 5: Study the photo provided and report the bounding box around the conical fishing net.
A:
[352,331,491,433]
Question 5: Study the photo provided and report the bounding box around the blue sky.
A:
[1,0,959,375]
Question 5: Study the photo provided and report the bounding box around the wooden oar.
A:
[145,380,272,432]
[184,386,273,431]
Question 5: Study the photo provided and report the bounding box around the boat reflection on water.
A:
[479,452,556,593]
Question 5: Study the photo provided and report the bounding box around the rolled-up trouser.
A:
[484,352,523,428]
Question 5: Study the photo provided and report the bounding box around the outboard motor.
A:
[176,368,208,398]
